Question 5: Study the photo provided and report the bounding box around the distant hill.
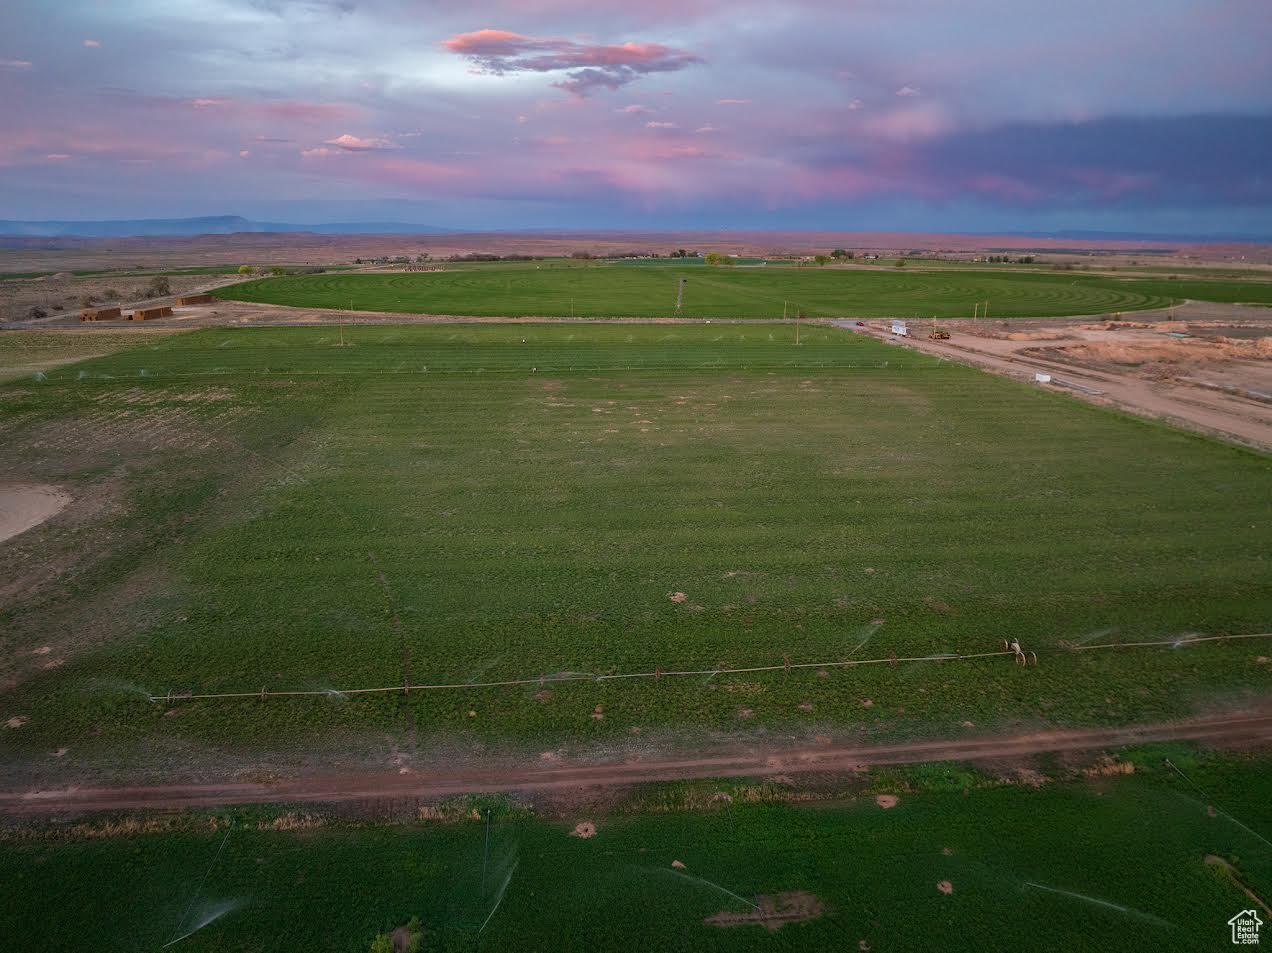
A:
[1010,229,1272,244]
[0,216,456,238]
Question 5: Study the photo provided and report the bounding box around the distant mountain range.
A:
[0,216,458,238]
[1009,229,1272,244]
[0,217,1267,245]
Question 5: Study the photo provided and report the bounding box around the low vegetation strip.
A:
[150,633,1272,705]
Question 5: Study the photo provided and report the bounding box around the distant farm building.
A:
[129,306,173,321]
[80,307,122,322]
[176,294,215,305]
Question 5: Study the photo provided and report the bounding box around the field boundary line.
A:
[150,632,1272,704]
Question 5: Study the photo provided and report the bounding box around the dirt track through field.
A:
[4,710,1270,814]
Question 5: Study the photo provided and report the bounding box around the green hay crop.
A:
[2,751,1270,951]
[212,265,1272,318]
[0,324,1268,767]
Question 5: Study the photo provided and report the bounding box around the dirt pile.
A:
[704,891,823,930]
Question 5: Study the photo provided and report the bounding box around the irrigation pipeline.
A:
[150,632,1272,705]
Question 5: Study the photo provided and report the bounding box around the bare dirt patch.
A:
[570,821,597,839]
[704,891,824,931]
[0,484,70,544]
[874,310,1272,448]
[1205,855,1272,916]
[937,880,954,895]
[875,794,899,809]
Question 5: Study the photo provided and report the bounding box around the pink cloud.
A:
[360,156,467,187]
[83,39,100,48]
[324,133,397,151]
[1065,168,1157,199]
[968,173,1045,202]
[182,97,360,123]
[1,59,33,70]
[300,147,336,158]
[45,153,72,161]
[442,29,701,97]
[442,29,526,56]
[716,98,750,105]
[895,85,921,97]
[618,104,653,114]
[861,104,951,142]
[694,124,719,133]
[644,121,678,129]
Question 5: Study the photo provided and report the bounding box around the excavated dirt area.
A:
[855,302,1272,449]
[0,484,70,544]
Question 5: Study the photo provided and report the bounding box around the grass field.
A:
[212,265,1272,318]
[0,329,165,382]
[2,748,1269,951]
[1,323,1269,775]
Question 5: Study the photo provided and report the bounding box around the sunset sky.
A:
[2,0,1270,233]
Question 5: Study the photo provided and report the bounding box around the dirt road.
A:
[4,711,1269,814]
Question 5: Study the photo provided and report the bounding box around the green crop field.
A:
[211,265,1272,318]
[1,323,1269,779]
[2,748,1269,951]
